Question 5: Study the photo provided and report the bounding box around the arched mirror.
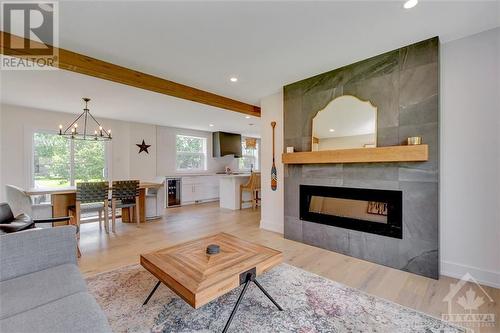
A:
[312,95,377,151]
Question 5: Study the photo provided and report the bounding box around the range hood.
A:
[213,132,242,157]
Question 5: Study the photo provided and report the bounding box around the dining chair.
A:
[2,192,82,257]
[110,180,140,232]
[70,181,109,233]
[239,172,261,210]
[5,184,53,220]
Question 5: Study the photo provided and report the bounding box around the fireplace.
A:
[300,185,402,239]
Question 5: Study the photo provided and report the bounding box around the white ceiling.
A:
[55,0,499,105]
[0,69,261,137]
[1,1,499,135]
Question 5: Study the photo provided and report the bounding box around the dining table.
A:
[26,182,163,224]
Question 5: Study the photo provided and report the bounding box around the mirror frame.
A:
[311,95,378,151]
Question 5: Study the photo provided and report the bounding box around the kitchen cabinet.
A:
[181,183,197,204]
[180,175,220,205]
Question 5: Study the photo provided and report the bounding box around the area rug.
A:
[86,264,464,333]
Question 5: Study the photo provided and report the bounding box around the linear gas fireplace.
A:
[300,185,403,239]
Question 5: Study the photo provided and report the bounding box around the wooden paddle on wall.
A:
[271,121,277,191]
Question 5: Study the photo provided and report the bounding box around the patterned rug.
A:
[86,264,464,333]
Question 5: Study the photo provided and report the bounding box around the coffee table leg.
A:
[222,276,252,333]
[143,280,161,305]
[253,278,283,311]
[222,272,283,333]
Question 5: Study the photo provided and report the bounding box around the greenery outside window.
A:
[33,132,108,188]
[176,135,207,171]
[239,138,259,171]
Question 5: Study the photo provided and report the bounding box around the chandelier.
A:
[58,98,112,141]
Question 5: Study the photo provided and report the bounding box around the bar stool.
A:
[240,172,261,210]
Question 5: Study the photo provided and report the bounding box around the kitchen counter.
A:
[162,174,251,208]
[219,174,251,210]
[165,173,250,177]
[217,174,251,178]
[165,174,216,178]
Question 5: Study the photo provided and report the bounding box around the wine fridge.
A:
[165,178,181,207]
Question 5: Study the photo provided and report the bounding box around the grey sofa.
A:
[0,226,112,333]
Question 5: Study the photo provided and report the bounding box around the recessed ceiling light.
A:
[230,77,238,82]
[245,116,251,119]
[329,129,335,132]
[209,124,214,127]
[403,0,418,9]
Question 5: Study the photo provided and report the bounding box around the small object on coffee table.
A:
[140,233,283,333]
[206,244,220,254]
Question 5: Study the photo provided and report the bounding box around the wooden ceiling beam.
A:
[0,31,261,117]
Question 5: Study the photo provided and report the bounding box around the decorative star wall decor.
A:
[136,140,151,154]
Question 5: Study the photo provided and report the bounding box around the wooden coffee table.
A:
[140,233,283,332]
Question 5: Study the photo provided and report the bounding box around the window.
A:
[239,138,259,171]
[176,135,207,171]
[33,132,108,188]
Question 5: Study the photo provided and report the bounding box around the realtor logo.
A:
[442,273,496,331]
[1,1,58,69]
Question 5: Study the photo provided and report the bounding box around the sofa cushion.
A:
[0,227,77,282]
[0,203,14,224]
[0,292,112,333]
[0,263,87,320]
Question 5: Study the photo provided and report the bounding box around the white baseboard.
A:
[259,219,284,234]
[441,260,500,289]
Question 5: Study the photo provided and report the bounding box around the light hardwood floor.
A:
[78,202,499,333]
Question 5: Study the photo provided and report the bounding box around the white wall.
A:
[0,104,142,199]
[259,28,500,288]
[156,126,233,176]
[128,123,157,181]
[440,27,500,288]
[0,104,3,201]
[0,104,239,202]
[259,91,284,234]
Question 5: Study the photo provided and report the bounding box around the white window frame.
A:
[31,130,110,188]
[239,138,259,171]
[175,134,208,172]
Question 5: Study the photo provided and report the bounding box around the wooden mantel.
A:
[282,145,429,164]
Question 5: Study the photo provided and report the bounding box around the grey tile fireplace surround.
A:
[283,37,439,279]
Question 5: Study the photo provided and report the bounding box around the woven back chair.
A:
[71,181,109,233]
[76,181,109,203]
[110,180,140,230]
[111,180,140,203]
[240,172,261,210]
